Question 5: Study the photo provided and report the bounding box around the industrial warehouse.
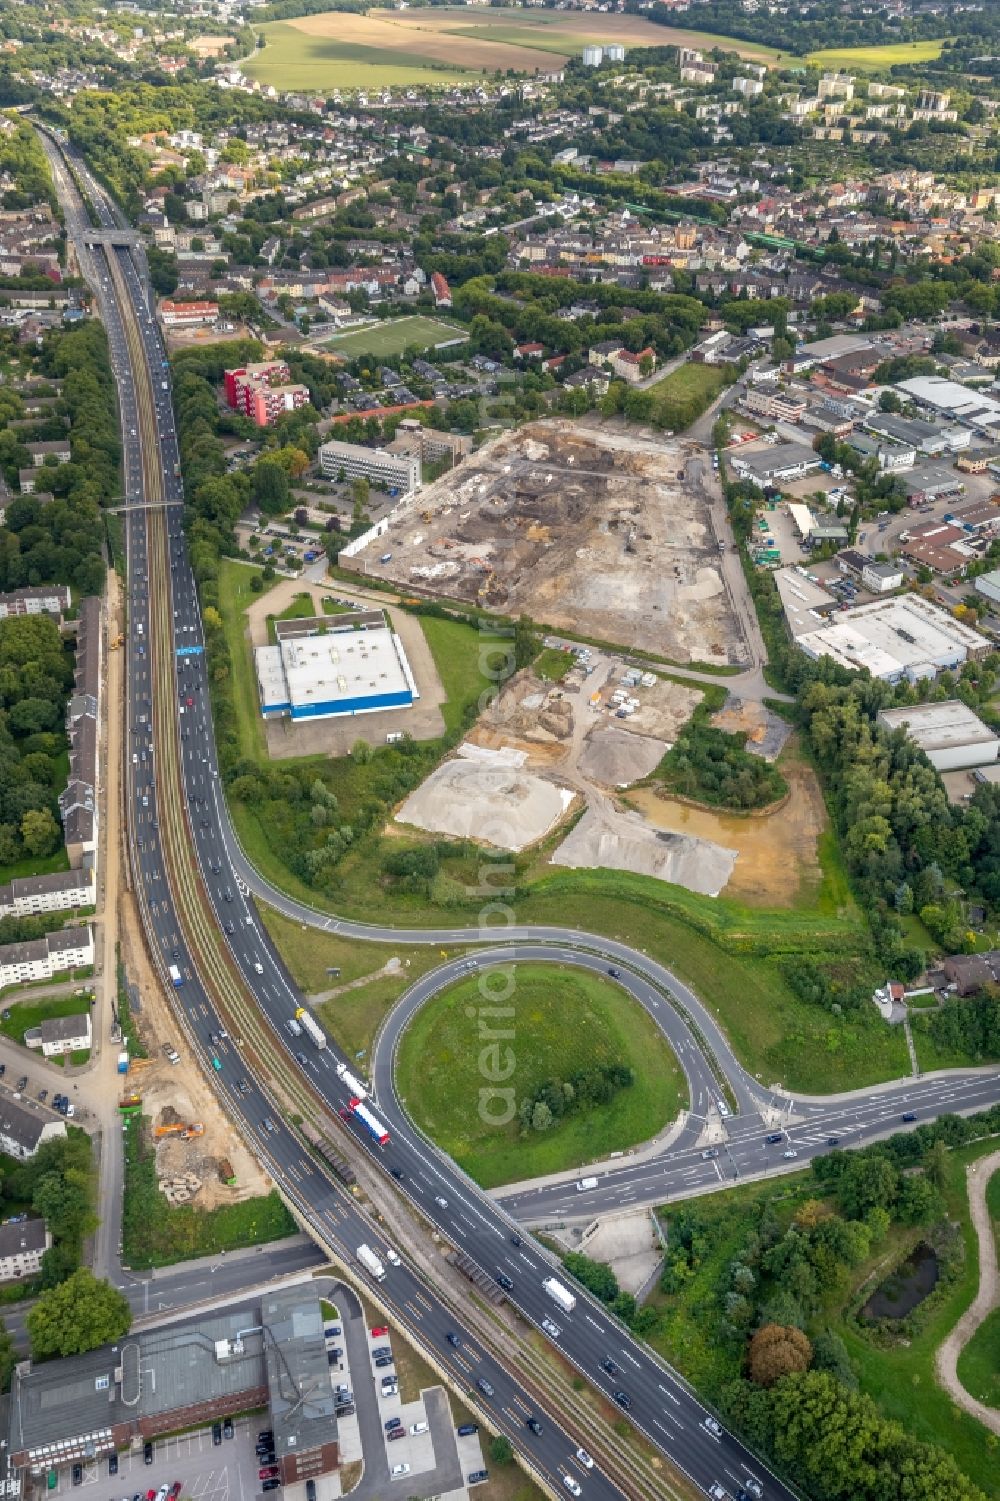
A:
[254,608,417,721]
[795,595,989,682]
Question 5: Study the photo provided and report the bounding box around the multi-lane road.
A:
[41,124,1000,1501]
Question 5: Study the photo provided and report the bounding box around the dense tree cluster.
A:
[660,719,786,811]
[2,1130,96,1289]
[724,1369,986,1501]
[913,990,1000,1063]
[0,321,116,599]
[26,1267,130,1360]
[517,1064,634,1133]
[0,614,71,871]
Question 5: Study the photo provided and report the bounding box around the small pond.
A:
[862,1243,939,1321]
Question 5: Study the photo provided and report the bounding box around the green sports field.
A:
[317,316,468,360]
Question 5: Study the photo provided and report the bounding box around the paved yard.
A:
[50,1416,265,1501]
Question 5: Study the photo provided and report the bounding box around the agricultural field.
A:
[316,315,468,360]
[395,961,686,1188]
[805,39,946,70]
[245,7,781,92]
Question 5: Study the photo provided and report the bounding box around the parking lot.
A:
[46,1418,264,1501]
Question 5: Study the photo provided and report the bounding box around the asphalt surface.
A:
[41,126,1000,1501]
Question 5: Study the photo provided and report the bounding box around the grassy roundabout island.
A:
[395,962,686,1189]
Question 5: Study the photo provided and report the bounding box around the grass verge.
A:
[121,1114,297,1270]
[395,962,686,1188]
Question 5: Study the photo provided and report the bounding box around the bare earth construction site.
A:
[362,420,742,665]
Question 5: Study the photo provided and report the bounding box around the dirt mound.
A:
[579,727,667,788]
[551,805,736,897]
[395,744,575,851]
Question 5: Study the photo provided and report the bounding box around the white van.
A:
[576,1177,598,1192]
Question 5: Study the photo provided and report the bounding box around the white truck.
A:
[542,1276,577,1314]
[295,1008,328,1049]
[335,1062,368,1100]
[357,1244,386,1282]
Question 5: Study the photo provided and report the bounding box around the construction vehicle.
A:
[154,1121,204,1139]
[218,1158,237,1187]
[118,1094,142,1113]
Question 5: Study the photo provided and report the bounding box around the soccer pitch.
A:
[318,316,468,360]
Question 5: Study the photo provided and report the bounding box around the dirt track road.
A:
[934,1148,1000,1434]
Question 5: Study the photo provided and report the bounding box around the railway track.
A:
[102,247,684,1501]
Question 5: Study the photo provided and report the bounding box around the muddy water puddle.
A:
[627,756,825,905]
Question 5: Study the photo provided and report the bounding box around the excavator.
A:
[154,1121,205,1140]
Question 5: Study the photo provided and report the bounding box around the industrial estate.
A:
[0,6,999,1501]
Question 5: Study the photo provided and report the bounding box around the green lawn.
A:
[648,361,730,423]
[0,845,69,887]
[318,316,468,361]
[534,647,575,682]
[956,1167,1000,1408]
[121,1114,298,1270]
[415,610,496,735]
[244,21,476,91]
[806,39,947,70]
[0,992,92,1047]
[395,962,686,1188]
[218,559,281,761]
[957,1305,1000,1409]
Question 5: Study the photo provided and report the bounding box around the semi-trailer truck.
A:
[294,1007,327,1049]
[356,1244,385,1281]
[335,1062,368,1100]
[542,1277,577,1313]
[168,964,183,988]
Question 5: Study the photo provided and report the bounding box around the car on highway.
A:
[435,1195,449,1208]
[526,1417,542,1435]
[613,1390,631,1410]
[765,1132,784,1144]
[563,1478,582,1498]
[496,1272,514,1291]
[783,1148,798,1159]
[703,1416,722,1437]
[575,1448,594,1469]
[702,1148,720,1160]
[901,1112,917,1122]
[447,1332,461,1347]
[542,1318,561,1338]
[607,966,621,978]
[601,1358,619,1377]
[477,1378,495,1398]
[826,1136,841,1146]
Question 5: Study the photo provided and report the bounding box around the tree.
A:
[252,459,290,516]
[20,807,60,857]
[748,1323,813,1387]
[26,1268,131,1358]
[489,1436,513,1465]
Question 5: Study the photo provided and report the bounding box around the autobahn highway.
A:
[43,126,1000,1501]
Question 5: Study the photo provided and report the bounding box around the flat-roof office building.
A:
[255,610,417,722]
